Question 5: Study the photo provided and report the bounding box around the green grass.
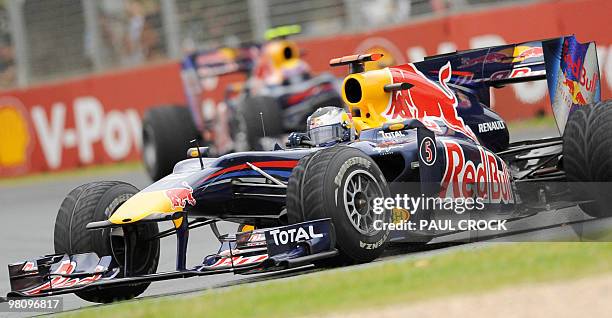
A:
[0,161,143,187]
[61,242,612,318]
[507,115,556,131]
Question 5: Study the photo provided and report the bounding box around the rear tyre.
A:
[54,181,160,303]
[237,96,284,150]
[142,105,199,181]
[287,147,391,265]
[563,100,612,217]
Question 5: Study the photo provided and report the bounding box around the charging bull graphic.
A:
[459,51,510,69]
[563,78,587,105]
[458,45,543,70]
[384,61,479,142]
[165,181,197,209]
[513,46,543,63]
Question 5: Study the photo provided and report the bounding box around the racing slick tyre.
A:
[54,181,160,303]
[142,105,199,181]
[287,147,391,265]
[236,96,284,151]
[563,100,612,217]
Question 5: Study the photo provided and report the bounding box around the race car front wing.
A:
[6,219,337,298]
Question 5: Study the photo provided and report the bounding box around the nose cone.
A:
[109,190,185,225]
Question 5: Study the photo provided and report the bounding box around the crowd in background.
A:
[0,3,14,88]
[0,0,524,89]
[93,0,164,67]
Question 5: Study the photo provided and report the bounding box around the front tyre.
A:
[287,147,391,265]
[54,181,160,303]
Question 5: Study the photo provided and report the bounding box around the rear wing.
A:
[182,45,259,79]
[415,35,601,134]
[179,45,259,132]
[419,40,547,87]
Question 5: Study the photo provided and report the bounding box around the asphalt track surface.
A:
[2,126,610,317]
[0,169,244,318]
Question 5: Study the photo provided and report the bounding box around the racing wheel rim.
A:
[343,169,384,235]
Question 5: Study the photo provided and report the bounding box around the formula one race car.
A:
[7,35,610,303]
[142,25,342,180]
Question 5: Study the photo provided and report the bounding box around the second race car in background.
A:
[142,25,343,180]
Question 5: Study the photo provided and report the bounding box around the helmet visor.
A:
[308,124,346,145]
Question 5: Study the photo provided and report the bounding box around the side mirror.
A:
[187,146,209,158]
[383,82,413,92]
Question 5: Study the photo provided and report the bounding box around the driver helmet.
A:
[306,106,354,146]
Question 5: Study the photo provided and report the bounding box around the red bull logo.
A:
[459,52,510,69]
[458,46,542,69]
[563,78,587,105]
[384,62,479,142]
[512,46,543,63]
[563,53,599,96]
[165,181,197,209]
